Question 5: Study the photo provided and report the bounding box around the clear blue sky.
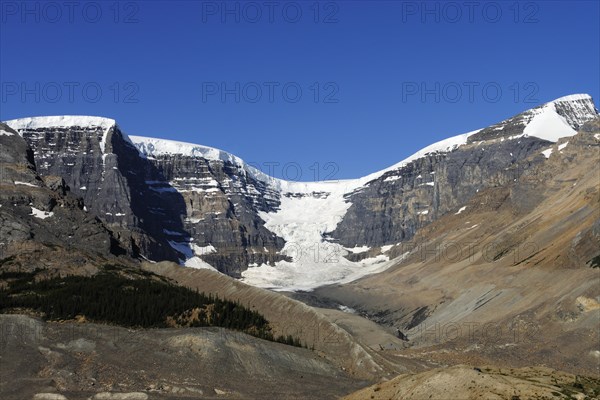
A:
[1,1,598,180]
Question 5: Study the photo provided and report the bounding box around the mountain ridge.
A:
[5,93,597,188]
[2,93,598,290]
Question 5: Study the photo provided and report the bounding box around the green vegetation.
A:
[0,269,304,347]
[275,334,303,347]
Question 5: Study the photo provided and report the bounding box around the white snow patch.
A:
[418,210,429,215]
[15,181,37,187]
[5,115,115,131]
[523,103,577,142]
[139,254,156,264]
[336,252,409,286]
[0,129,14,136]
[455,206,467,215]
[552,93,593,102]
[338,305,356,313]
[344,245,370,254]
[558,141,569,151]
[541,148,553,158]
[30,207,53,219]
[170,240,218,271]
[99,125,111,154]
[180,187,220,193]
[191,244,216,256]
[380,244,396,253]
[185,257,219,272]
[361,254,389,265]
[130,136,253,171]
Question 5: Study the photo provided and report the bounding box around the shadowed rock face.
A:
[140,154,287,276]
[0,123,126,267]
[329,137,550,247]
[7,120,287,275]
[11,122,186,262]
[5,120,282,272]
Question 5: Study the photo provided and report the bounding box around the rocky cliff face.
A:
[132,148,287,276]
[3,118,287,276]
[4,117,187,262]
[329,94,598,250]
[329,137,549,247]
[0,122,126,273]
[3,94,598,287]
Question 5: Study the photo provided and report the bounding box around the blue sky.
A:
[1,0,598,180]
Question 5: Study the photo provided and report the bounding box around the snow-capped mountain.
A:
[3,94,598,290]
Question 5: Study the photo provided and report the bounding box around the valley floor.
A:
[0,314,366,400]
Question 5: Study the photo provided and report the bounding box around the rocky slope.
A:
[309,118,600,377]
[3,94,598,288]
[0,314,366,400]
[343,365,600,400]
[140,261,411,381]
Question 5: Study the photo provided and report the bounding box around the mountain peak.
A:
[3,115,116,131]
[549,93,594,103]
